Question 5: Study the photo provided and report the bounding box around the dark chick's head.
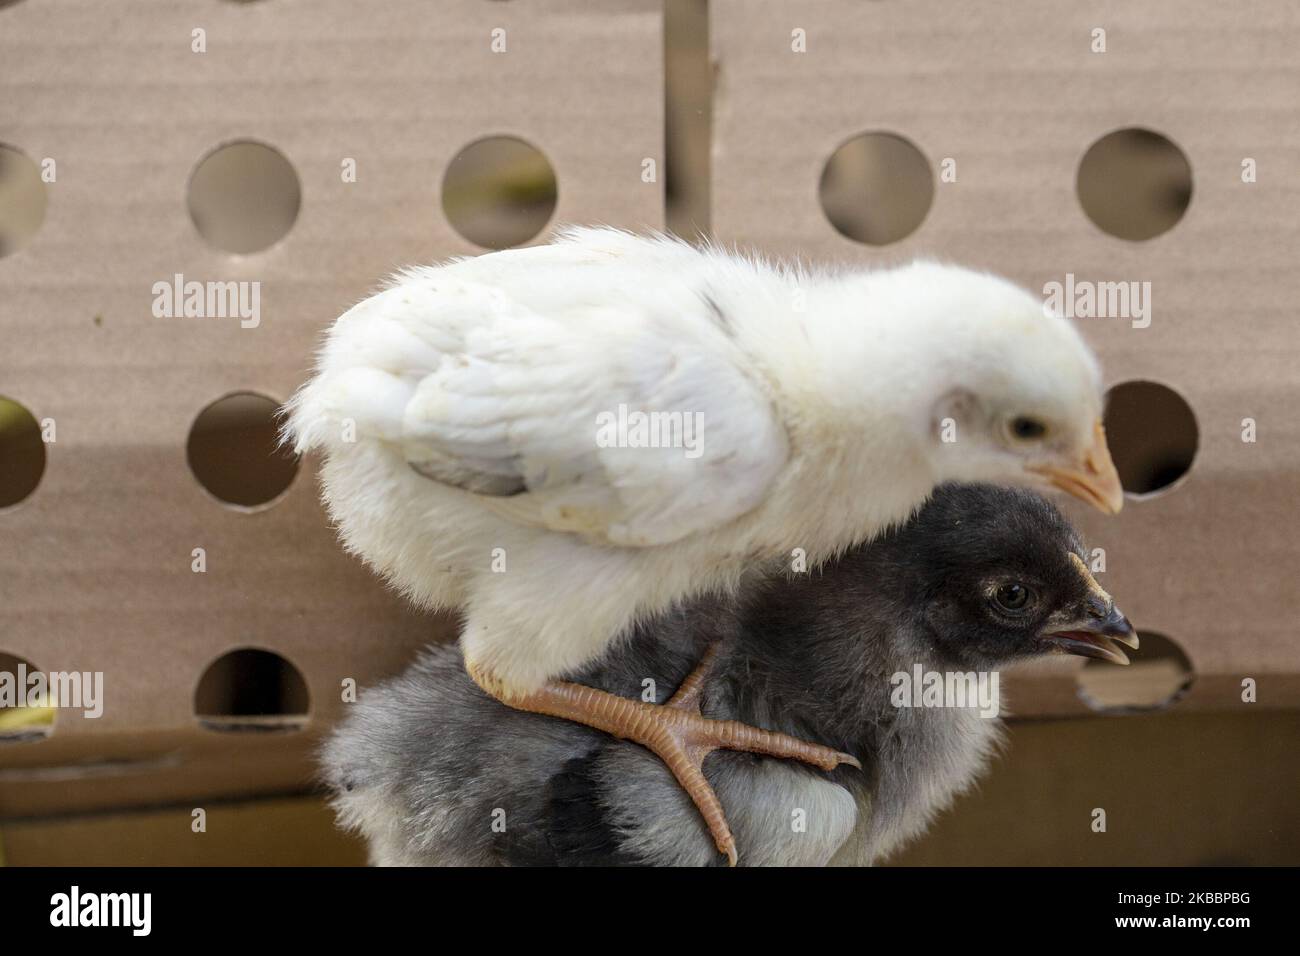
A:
[887,483,1136,670]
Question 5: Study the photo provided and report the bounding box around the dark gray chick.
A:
[322,483,1136,866]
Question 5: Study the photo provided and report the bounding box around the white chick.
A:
[287,226,1122,864]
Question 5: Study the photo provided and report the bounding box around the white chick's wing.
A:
[308,275,788,548]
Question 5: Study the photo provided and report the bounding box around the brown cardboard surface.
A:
[5,710,1295,865]
[1,794,368,866]
[711,1,1300,713]
[1,0,1296,826]
[890,710,1300,866]
[0,0,663,813]
[0,726,324,818]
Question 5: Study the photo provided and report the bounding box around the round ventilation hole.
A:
[0,652,56,742]
[1103,380,1198,497]
[188,140,301,254]
[819,131,933,245]
[1077,630,1194,713]
[187,392,299,509]
[195,647,310,732]
[442,135,557,249]
[1077,128,1192,241]
[0,396,45,509]
[0,144,47,258]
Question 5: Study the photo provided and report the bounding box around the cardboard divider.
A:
[710,0,1300,714]
[0,0,664,815]
[2,0,1296,822]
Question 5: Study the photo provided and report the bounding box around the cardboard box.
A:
[1,0,1296,838]
[6,710,1295,865]
[0,0,664,817]
[710,0,1300,715]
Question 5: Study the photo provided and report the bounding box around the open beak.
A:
[1040,603,1139,666]
[1028,420,1124,515]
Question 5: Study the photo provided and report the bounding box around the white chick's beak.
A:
[1027,420,1125,515]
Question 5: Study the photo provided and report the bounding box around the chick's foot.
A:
[467,645,861,866]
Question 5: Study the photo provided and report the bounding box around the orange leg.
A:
[468,645,860,866]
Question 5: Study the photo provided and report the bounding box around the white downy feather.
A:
[287,227,1105,691]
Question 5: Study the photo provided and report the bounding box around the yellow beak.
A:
[1028,420,1124,515]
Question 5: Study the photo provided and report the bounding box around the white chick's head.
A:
[856,262,1124,515]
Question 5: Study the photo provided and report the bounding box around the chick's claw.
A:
[468,649,861,866]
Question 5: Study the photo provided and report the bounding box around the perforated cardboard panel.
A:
[3,0,1297,826]
[711,0,1300,714]
[0,0,663,814]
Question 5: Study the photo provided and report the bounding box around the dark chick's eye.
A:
[993,582,1033,612]
[1011,416,1047,441]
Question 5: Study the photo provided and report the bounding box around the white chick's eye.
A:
[1006,415,1049,443]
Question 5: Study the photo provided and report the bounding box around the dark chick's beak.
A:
[1040,552,1138,664]
[1040,603,1139,665]
[1028,419,1125,515]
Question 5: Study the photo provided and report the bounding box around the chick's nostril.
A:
[1086,597,1110,619]
[1099,606,1137,646]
